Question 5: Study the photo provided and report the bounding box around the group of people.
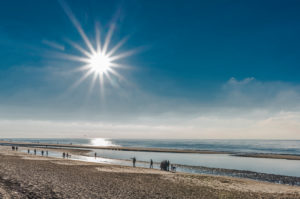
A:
[11,146,18,151]
[131,157,176,172]
[62,152,71,158]
[27,148,48,156]
[11,146,51,157]
[159,160,176,172]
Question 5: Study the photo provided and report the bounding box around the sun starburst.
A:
[58,0,135,95]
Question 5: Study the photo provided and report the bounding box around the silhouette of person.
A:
[34,149,36,155]
[41,150,44,156]
[28,149,30,154]
[63,152,65,158]
[167,160,170,171]
[132,157,136,167]
[46,151,48,156]
[94,152,97,158]
[150,159,153,168]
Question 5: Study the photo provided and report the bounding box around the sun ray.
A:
[70,68,94,90]
[106,36,129,57]
[73,64,91,72]
[106,67,124,81]
[102,24,115,54]
[88,72,99,96]
[66,39,92,58]
[59,0,95,54]
[95,23,102,53]
[98,73,105,103]
[55,52,91,63]
[103,72,117,88]
[109,49,136,62]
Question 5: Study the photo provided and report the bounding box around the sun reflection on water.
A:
[90,138,116,147]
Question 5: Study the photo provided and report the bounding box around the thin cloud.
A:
[42,39,65,51]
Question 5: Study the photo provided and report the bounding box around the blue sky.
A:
[0,0,300,138]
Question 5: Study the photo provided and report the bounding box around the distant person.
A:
[62,152,65,158]
[12,146,14,151]
[46,151,48,156]
[132,157,136,167]
[41,150,44,156]
[171,164,176,172]
[34,149,36,155]
[167,160,170,171]
[94,152,97,158]
[66,153,69,158]
[16,146,18,151]
[28,149,30,154]
[150,159,153,168]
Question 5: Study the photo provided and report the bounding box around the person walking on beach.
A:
[150,159,153,168]
[63,152,65,158]
[34,149,36,155]
[16,146,18,151]
[94,152,97,158]
[46,150,48,156]
[132,157,136,167]
[28,149,30,154]
[41,150,44,156]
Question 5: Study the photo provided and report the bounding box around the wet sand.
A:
[178,165,300,186]
[234,153,300,160]
[0,147,300,198]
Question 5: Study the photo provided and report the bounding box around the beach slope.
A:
[0,147,300,198]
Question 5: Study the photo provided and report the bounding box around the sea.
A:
[3,138,300,155]
[2,138,300,180]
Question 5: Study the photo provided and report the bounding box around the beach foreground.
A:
[0,147,300,199]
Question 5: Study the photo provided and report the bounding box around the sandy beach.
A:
[0,146,300,198]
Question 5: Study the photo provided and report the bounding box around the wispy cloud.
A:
[42,40,65,51]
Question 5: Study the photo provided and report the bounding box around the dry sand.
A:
[0,147,300,198]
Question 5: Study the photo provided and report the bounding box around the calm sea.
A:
[2,138,300,155]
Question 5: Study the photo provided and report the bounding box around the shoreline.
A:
[177,164,300,186]
[0,140,228,154]
[1,140,300,160]
[234,153,300,160]
[0,146,300,198]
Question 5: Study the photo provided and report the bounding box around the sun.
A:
[57,0,137,94]
[88,52,112,74]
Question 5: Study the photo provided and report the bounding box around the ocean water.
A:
[4,138,300,155]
